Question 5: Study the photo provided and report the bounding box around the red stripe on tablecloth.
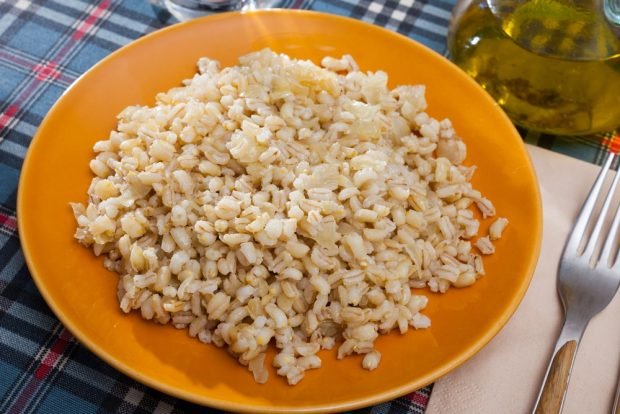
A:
[0,212,17,232]
[6,379,39,414]
[0,50,34,71]
[406,390,429,406]
[603,133,620,154]
[72,0,111,41]
[53,0,111,63]
[7,329,73,414]
[3,73,43,119]
[33,61,61,82]
[34,329,73,380]
[0,1,111,136]
[0,104,20,130]
[0,49,75,85]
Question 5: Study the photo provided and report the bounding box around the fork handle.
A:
[533,317,587,414]
[534,341,578,414]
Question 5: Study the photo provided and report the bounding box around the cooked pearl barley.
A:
[172,170,193,194]
[264,219,283,240]
[475,236,496,255]
[297,355,321,370]
[169,227,191,250]
[93,179,118,199]
[221,233,251,246]
[282,268,303,281]
[120,214,145,239]
[72,49,501,386]
[454,271,477,288]
[215,196,240,220]
[489,217,509,240]
[310,275,331,296]
[171,205,188,227]
[362,350,381,371]
[265,303,288,329]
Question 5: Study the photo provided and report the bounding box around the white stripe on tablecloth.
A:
[0,326,40,356]
[0,139,28,159]
[422,4,452,20]
[415,18,448,36]
[5,302,58,332]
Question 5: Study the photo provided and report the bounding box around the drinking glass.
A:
[158,0,282,21]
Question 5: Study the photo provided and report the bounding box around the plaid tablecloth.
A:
[0,1,614,413]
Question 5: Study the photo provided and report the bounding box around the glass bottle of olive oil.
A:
[448,0,620,135]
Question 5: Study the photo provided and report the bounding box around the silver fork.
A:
[533,152,620,414]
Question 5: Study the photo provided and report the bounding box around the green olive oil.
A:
[448,0,620,135]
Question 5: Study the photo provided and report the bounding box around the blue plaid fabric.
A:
[0,1,612,413]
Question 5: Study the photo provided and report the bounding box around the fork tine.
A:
[584,154,620,263]
[602,182,620,268]
[566,152,615,255]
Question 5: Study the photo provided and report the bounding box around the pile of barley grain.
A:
[72,49,507,385]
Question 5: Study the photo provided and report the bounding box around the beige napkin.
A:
[426,145,620,414]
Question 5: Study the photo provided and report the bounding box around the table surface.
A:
[0,1,614,413]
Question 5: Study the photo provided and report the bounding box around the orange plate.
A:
[18,10,542,413]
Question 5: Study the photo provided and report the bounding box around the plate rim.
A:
[17,8,543,413]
